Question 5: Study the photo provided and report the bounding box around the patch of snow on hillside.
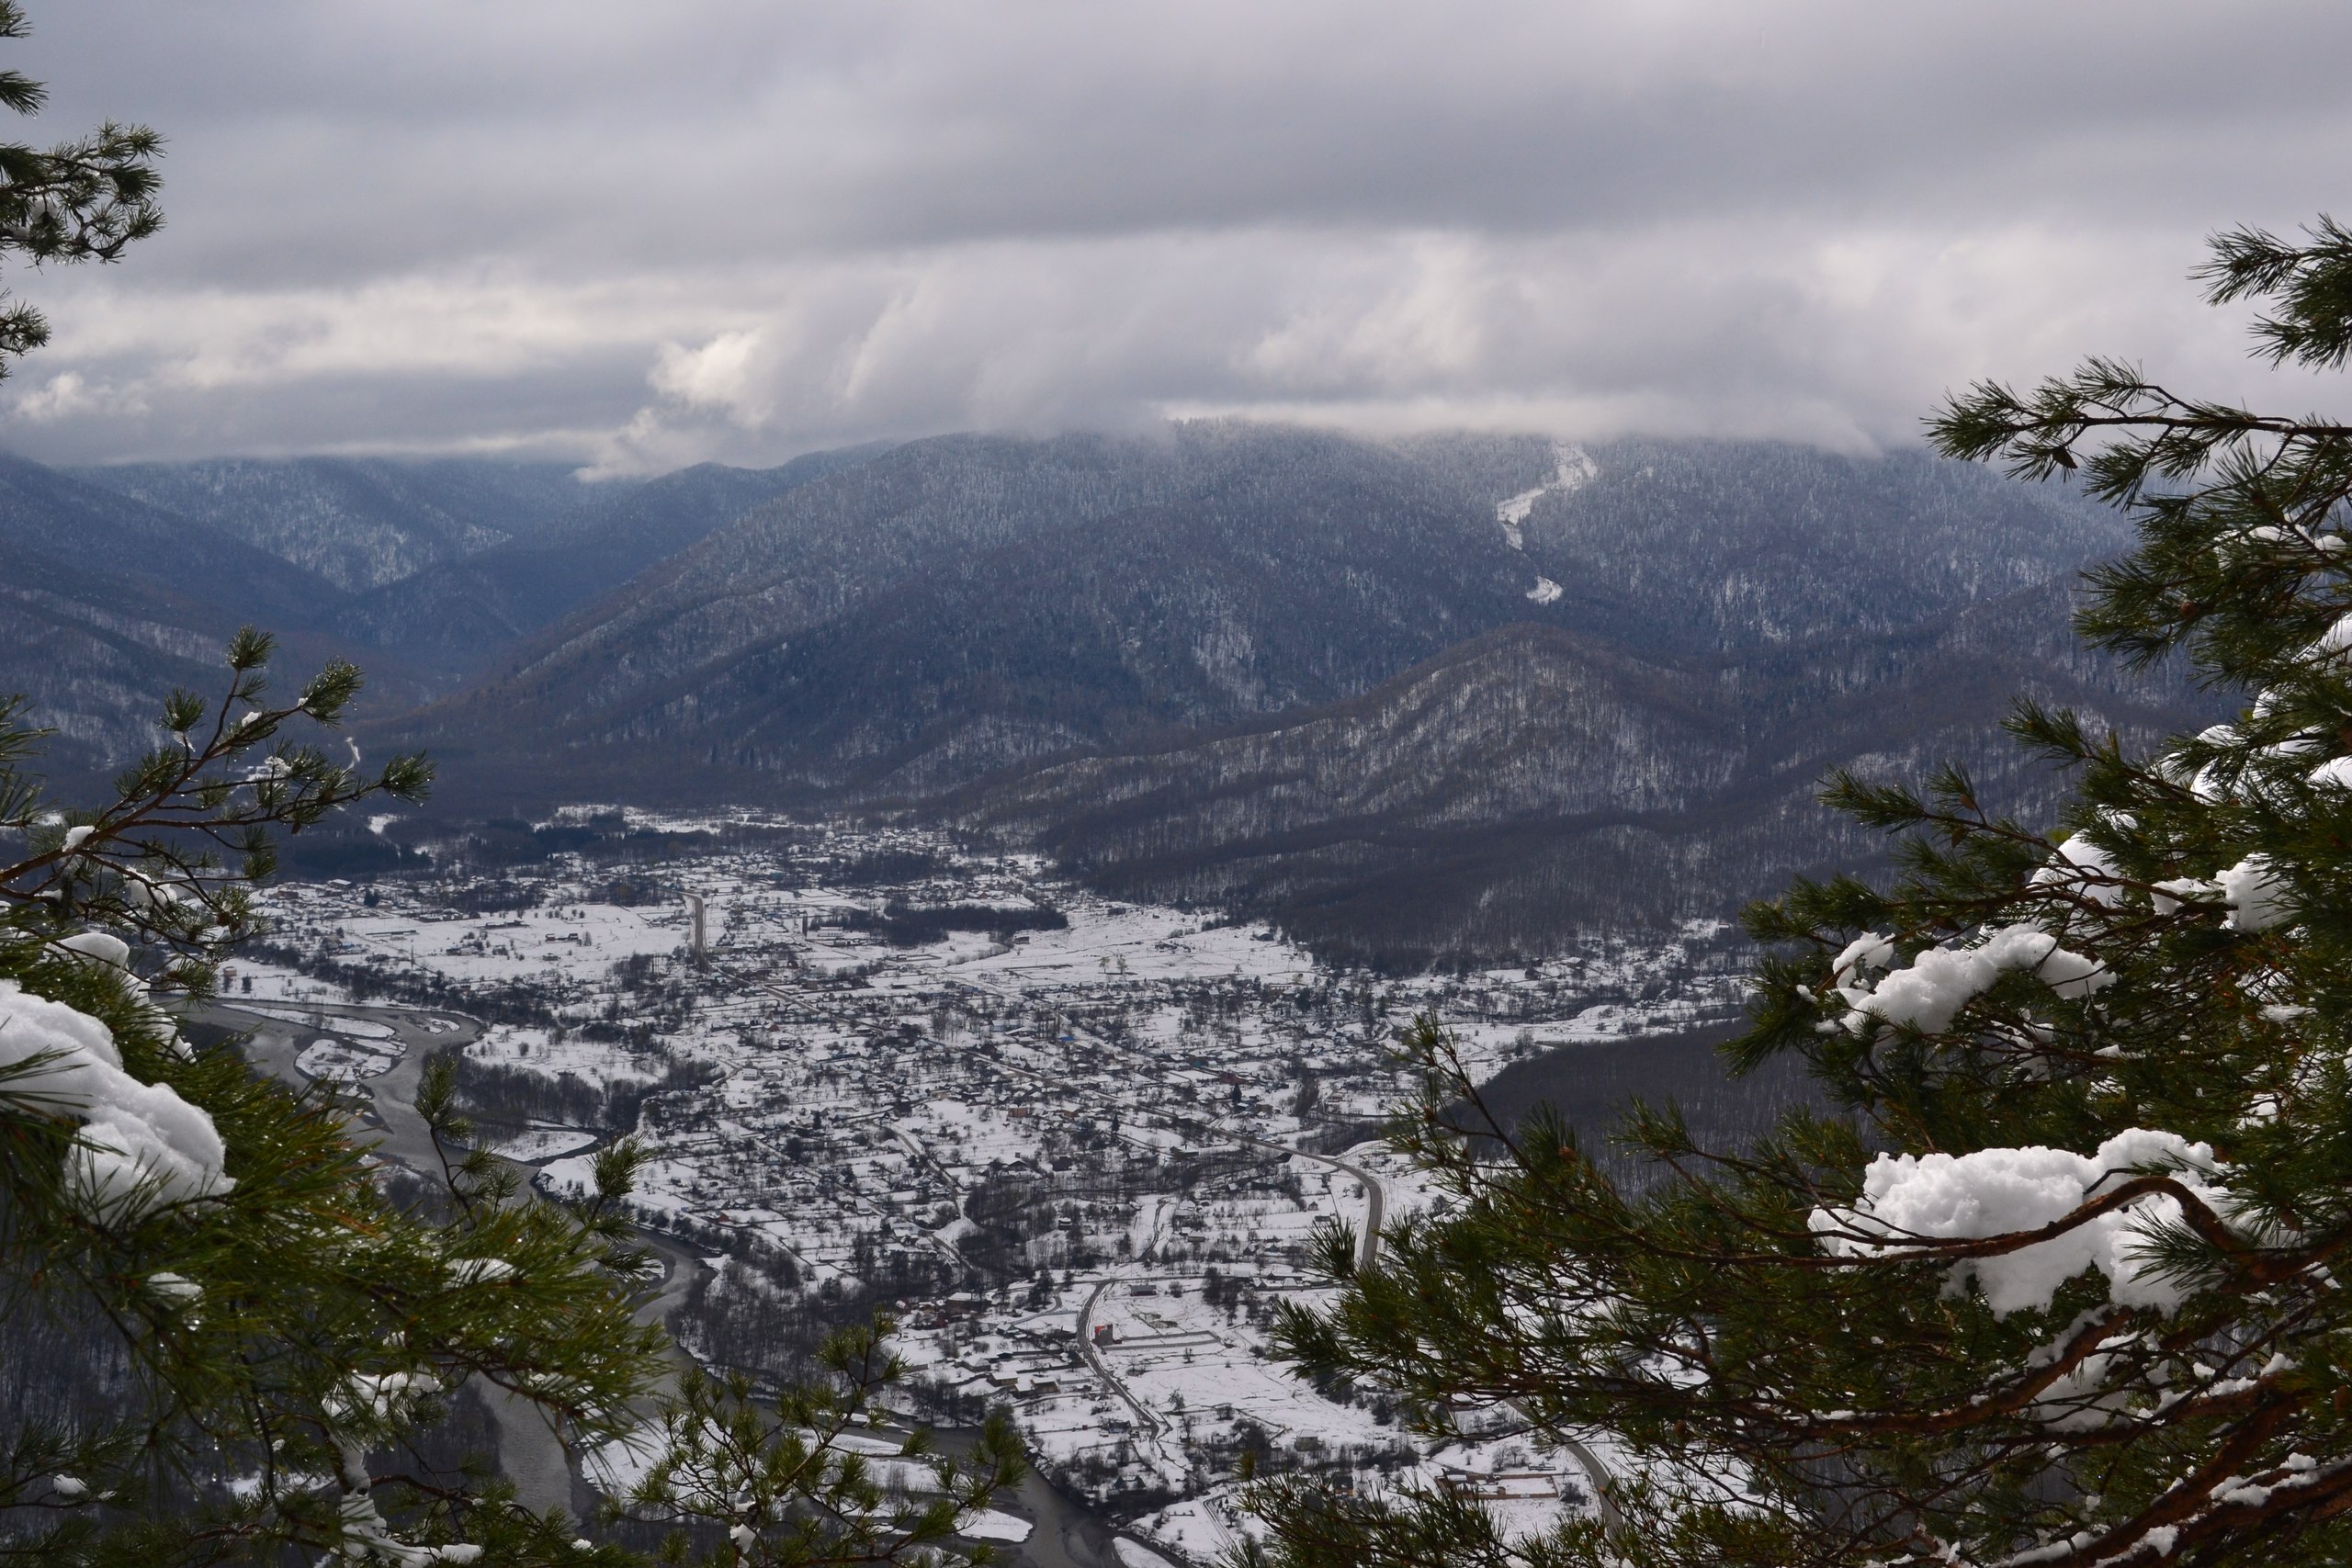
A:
[494,1126,602,1163]
[1495,442,1599,548]
[1527,577,1563,604]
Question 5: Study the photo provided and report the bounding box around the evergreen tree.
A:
[1246,220,2352,1566]
[0,639,667,1563]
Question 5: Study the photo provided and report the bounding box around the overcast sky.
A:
[6,2,2346,470]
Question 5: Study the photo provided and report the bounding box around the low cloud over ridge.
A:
[8,1,2346,468]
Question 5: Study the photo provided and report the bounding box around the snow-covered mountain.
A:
[3,447,889,782]
[0,425,2209,957]
[401,426,1551,798]
[390,428,2143,807]
[0,453,366,778]
[936,581,2210,966]
[331,446,889,653]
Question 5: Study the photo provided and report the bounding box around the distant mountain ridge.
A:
[412,427,1549,795]
[71,456,604,592]
[2,446,891,780]
[0,452,356,774]
[393,426,2143,802]
[331,445,890,655]
[0,425,2212,961]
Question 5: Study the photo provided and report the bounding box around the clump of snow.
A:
[1840,924,2109,1036]
[55,931,131,970]
[327,1429,481,1564]
[2307,611,2352,662]
[121,873,185,912]
[1815,1129,2233,1317]
[331,1371,438,1425]
[0,977,232,1219]
[2306,756,2352,791]
[1526,577,1563,604]
[147,1271,202,1303]
[2151,876,2218,916]
[1830,931,1894,984]
[2216,855,2293,932]
[2030,835,2126,906]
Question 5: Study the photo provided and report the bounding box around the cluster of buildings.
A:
[245,815,1740,1559]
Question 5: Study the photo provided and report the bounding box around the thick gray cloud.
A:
[4,1,2346,468]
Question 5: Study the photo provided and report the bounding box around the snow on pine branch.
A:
[1811,1130,2240,1318]
[0,932,231,1220]
[1832,920,2111,1038]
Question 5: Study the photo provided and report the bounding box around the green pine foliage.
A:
[0,641,667,1563]
[621,1351,1024,1562]
[1246,221,2352,1567]
[0,0,161,375]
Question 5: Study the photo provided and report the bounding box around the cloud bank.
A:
[7,1,2347,468]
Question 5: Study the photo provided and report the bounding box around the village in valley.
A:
[223,808,1744,1562]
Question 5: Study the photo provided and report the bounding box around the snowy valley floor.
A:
[229,811,1746,1562]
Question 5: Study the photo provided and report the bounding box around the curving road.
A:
[1073,1278,1165,1439]
[1217,1129,1383,1271]
[1556,1432,1621,1530]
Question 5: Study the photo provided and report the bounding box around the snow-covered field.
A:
[249,814,1745,1561]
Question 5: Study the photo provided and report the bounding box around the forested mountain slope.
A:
[940,581,2212,965]
[332,445,891,654]
[0,454,359,776]
[395,427,2146,812]
[71,456,602,592]
[0,424,2206,961]
[1409,434,2127,655]
[0,446,881,781]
